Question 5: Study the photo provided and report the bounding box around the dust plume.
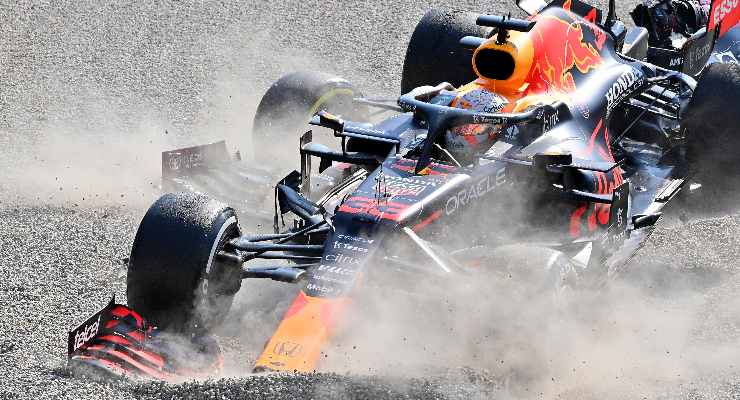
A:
[0,11,355,210]
[8,3,735,396]
[303,216,740,399]
[0,121,168,208]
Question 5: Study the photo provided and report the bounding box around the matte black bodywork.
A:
[161,6,700,293]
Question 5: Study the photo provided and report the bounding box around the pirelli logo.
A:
[273,341,303,358]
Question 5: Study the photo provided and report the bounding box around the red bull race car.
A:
[68,0,740,380]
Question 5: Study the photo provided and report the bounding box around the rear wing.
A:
[709,0,740,38]
[647,27,717,76]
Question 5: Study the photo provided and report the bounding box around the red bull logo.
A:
[525,12,605,94]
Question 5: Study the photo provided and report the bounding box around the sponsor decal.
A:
[166,151,203,172]
[337,196,409,220]
[713,0,739,22]
[525,14,603,94]
[317,264,355,276]
[73,315,101,351]
[386,175,439,187]
[375,175,434,197]
[336,234,374,244]
[669,57,683,67]
[312,274,352,285]
[610,184,628,231]
[605,70,642,115]
[689,39,713,67]
[543,111,560,132]
[324,253,360,265]
[333,240,369,253]
[710,0,739,34]
[445,169,506,215]
[471,114,506,125]
[273,341,303,358]
[391,158,455,176]
[306,283,334,294]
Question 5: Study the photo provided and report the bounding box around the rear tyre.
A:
[126,192,242,333]
[684,62,740,209]
[252,71,365,162]
[401,9,491,94]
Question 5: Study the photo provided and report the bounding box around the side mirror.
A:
[622,27,649,60]
[609,20,627,50]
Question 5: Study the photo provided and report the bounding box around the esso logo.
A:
[714,0,739,24]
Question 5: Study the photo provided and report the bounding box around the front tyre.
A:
[252,71,364,162]
[126,192,242,333]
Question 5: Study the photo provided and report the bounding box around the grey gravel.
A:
[2,0,740,399]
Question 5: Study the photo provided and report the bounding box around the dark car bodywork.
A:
[69,0,735,379]
[245,4,695,371]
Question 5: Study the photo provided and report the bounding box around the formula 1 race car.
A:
[68,0,740,380]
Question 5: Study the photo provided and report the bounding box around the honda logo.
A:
[274,341,303,357]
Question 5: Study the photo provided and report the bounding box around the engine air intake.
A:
[473,48,516,81]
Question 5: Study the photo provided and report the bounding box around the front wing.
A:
[67,297,222,381]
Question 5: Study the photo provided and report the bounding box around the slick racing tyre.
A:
[684,62,740,209]
[127,192,242,333]
[252,71,365,162]
[401,9,491,94]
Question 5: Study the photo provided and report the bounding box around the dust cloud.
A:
[5,4,737,398]
[302,244,739,399]
[0,19,340,209]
